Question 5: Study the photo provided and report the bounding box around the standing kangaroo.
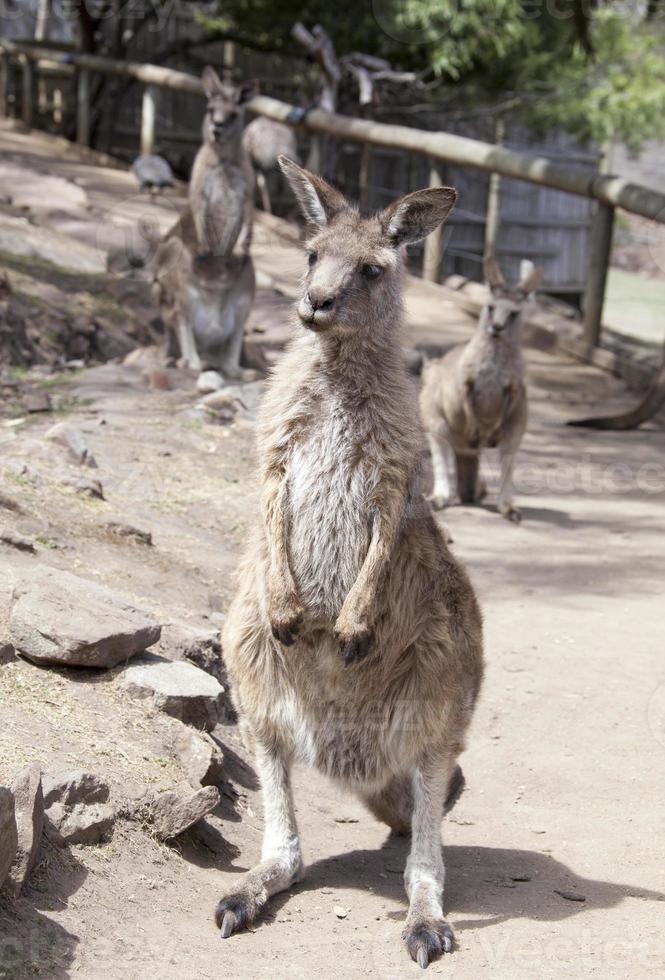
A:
[218,158,484,968]
[190,67,255,257]
[420,257,543,522]
[152,69,256,375]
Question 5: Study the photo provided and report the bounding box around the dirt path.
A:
[1,122,664,979]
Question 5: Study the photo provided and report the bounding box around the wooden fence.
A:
[2,38,665,351]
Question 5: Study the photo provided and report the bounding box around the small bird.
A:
[131,154,175,195]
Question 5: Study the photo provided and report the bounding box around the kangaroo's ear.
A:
[202,66,223,98]
[484,253,507,294]
[381,187,456,247]
[278,156,348,228]
[517,259,544,295]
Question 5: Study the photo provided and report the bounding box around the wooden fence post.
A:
[583,201,615,347]
[21,55,33,128]
[484,120,504,262]
[423,159,444,282]
[140,83,157,155]
[0,54,8,119]
[76,68,90,145]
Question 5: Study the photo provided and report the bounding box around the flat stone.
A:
[45,422,96,467]
[10,567,161,668]
[121,654,223,731]
[42,770,110,809]
[196,370,225,394]
[6,763,44,895]
[46,802,115,845]
[174,728,224,788]
[0,786,18,888]
[24,391,52,413]
[0,530,36,553]
[150,786,220,840]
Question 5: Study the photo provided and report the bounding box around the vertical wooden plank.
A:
[21,55,33,129]
[583,201,615,347]
[423,159,444,282]
[484,120,504,262]
[0,54,8,120]
[140,83,157,156]
[76,68,90,146]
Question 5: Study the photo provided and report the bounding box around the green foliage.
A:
[204,0,665,149]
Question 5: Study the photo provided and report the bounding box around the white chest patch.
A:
[287,403,373,620]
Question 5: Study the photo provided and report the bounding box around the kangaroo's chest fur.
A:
[460,338,523,434]
[287,393,375,621]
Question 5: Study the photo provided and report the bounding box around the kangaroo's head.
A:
[201,67,254,149]
[279,157,456,339]
[481,256,544,339]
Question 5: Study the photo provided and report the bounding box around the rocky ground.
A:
[1,121,664,980]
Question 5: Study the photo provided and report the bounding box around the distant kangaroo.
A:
[420,257,543,522]
[189,66,255,257]
[152,69,256,375]
[242,116,299,213]
[218,158,484,968]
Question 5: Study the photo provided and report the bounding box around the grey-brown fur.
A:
[189,67,255,257]
[217,159,484,968]
[420,256,544,522]
[242,116,299,213]
[152,69,257,374]
[152,232,255,376]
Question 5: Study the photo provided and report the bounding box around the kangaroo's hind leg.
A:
[215,741,304,937]
[401,754,459,968]
[361,765,465,835]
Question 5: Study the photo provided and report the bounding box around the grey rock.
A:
[10,567,161,668]
[6,764,44,895]
[42,770,110,809]
[0,642,16,664]
[150,786,220,841]
[46,802,115,845]
[45,422,97,467]
[0,531,36,553]
[0,786,18,888]
[104,522,152,546]
[196,370,225,394]
[63,475,105,499]
[174,728,224,788]
[121,654,223,731]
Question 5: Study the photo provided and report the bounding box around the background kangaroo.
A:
[242,116,299,214]
[152,68,256,375]
[218,158,484,968]
[420,257,543,522]
[190,66,255,257]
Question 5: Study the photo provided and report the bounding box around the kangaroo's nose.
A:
[307,291,335,313]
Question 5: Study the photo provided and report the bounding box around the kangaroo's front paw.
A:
[402,916,455,969]
[334,615,374,665]
[498,502,522,524]
[269,593,304,647]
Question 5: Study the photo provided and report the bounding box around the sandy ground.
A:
[0,122,664,979]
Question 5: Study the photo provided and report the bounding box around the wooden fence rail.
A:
[2,37,664,350]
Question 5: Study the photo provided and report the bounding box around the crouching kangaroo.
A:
[152,234,255,377]
[218,158,484,968]
[420,257,543,523]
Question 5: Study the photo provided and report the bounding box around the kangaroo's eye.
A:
[361,264,382,279]
[487,305,495,316]
[307,251,318,267]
